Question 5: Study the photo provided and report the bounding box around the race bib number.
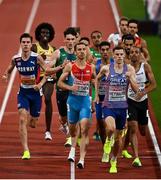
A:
[72,79,90,96]
[109,86,126,101]
[20,74,36,85]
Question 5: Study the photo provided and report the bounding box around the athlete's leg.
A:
[79,118,90,161]
[19,108,29,151]
[42,82,54,132]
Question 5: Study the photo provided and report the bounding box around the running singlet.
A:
[128,62,148,102]
[56,48,76,89]
[96,59,107,96]
[90,48,101,59]
[35,42,55,79]
[135,34,142,47]
[13,52,39,89]
[68,63,92,96]
[103,63,129,108]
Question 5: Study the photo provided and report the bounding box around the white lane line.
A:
[69,0,77,179]
[71,0,77,27]
[147,111,161,167]
[109,0,120,30]
[70,0,77,180]
[0,0,40,124]
[109,0,161,168]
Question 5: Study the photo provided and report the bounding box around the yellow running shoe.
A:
[132,157,142,167]
[64,137,72,147]
[22,150,30,160]
[122,150,132,158]
[109,159,117,173]
[104,140,112,154]
[101,152,109,163]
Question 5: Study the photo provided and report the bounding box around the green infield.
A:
[118,0,161,129]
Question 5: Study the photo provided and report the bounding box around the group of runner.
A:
[2,16,157,173]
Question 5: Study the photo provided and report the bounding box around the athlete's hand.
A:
[33,83,42,91]
[62,60,69,68]
[2,74,9,82]
[125,71,132,79]
[135,90,145,101]
[70,84,79,92]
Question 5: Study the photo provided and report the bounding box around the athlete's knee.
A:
[81,126,89,137]
[19,109,28,122]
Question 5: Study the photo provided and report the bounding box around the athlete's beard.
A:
[131,56,137,63]
[125,49,130,56]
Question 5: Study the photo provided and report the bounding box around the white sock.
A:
[111,156,117,161]
[78,159,84,165]
[70,147,75,155]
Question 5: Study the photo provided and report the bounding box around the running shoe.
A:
[109,159,117,173]
[45,131,52,140]
[22,150,30,160]
[101,152,109,163]
[77,160,84,169]
[122,150,132,158]
[132,157,142,167]
[104,139,112,154]
[64,137,72,147]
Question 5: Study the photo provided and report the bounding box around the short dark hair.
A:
[35,22,55,42]
[74,42,86,51]
[122,34,135,43]
[20,33,33,43]
[113,46,124,52]
[128,19,139,26]
[90,30,102,38]
[99,41,110,48]
[80,37,90,44]
[63,27,77,37]
[119,16,129,24]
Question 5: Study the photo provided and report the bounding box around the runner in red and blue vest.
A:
[58,42,95,169]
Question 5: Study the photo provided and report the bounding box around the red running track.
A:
[0,0,160,179]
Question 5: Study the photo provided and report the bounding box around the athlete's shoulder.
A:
[12,53,21,61]
[31,51,39,57]
[108,32,119,38]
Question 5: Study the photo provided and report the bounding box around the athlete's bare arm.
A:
[2,58,15,81]
[126,64,139,93]
[58,63,78,92]
[49,49,60,67]
[91,64,96,85]
[95,65,109,103]
[141,63,157,96]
